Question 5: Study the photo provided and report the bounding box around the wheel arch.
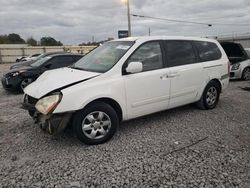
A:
[210,78,222,93]
[242,66,250,79]
[83,98,123,122]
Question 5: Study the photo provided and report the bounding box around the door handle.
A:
[160,74,168,79]
[167,72,179,78]
[160,72,179,79]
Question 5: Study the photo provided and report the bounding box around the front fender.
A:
[53,76,127,120]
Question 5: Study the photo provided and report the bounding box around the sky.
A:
[0,0,250,45]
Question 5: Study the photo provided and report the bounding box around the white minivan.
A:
[23,36,229,145]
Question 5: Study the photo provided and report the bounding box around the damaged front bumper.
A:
[34,112,72,134]
[22,94,72,134]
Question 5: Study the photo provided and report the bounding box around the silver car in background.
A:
[220,42,250,80]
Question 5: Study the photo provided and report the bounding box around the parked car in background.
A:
[220,42,250,80]
[22,36,229,145]
[16,56,28,62]
[10,52,67,70]
[245,49,250,57]
[20,54,41,62]
[2,53,83,92]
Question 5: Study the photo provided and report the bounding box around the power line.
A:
[212,23,250,26]
[132,14,212,26]
[132,14,250,27]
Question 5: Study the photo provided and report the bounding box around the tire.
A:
[20,78,34,91]
[242,67,250,80]
[73,102,119,145]
[196,81,220,110]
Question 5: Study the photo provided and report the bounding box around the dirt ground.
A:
[0,63,250,187]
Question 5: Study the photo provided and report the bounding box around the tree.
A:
[27,37,37,46]
[0,35,10,44]
[40,37,63,46]
[8,33,25,44]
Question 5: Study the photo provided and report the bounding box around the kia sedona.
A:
[2,53,83,92]
[22,36,229,145]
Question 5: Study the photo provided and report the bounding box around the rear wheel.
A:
[73,102,119,145]
[196,81,220,110]
[242,67,250,80]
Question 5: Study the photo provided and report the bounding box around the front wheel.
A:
[196,81,220,110]
[242,67,250,80]
[73,102,119,145]
[20,78,34,91]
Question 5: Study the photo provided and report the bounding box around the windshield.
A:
[30,56,51,67]
[72,41,134,73]
[35,54,44,60]
[246,50,250,58]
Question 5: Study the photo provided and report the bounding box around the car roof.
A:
[47,53,82,58]
[43,51,69,56]
[113,36,219,43]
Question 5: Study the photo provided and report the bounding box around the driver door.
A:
[123,41,171,119]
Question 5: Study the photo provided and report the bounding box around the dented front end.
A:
[22,94,72,134]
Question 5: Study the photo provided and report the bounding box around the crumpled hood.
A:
[24,67,101,99]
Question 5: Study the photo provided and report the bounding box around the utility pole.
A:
[126,0,131,37]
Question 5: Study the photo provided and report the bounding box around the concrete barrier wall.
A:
[0,45,96,63]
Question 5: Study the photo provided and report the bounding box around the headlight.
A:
[231,63,240,70]
[35,94,62,115]
[10,70,26,77]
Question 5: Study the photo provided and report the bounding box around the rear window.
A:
[194,41,222,62]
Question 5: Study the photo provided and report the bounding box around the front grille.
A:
[24,94,38,106]
[230,72,235,77]
[5,72,12,78]
[27,95,38,105]
[22,94,38,111]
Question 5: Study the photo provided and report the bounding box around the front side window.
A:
[127,41,163,72]
[166,41,197,67]
[195,41,222,62]
[72,41,134,73]
[30,56,51,67]
[48,56,75,69]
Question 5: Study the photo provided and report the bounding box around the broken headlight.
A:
[35,93,62,115]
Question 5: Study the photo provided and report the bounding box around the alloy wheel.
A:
[82,111,112,140]
[243,68,250,80]
[206,86,218,106]
[21,78,33,90]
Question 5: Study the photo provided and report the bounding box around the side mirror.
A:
[126,62,143,74]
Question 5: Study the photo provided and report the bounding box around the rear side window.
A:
[166,41,197,67]
[194,41,222,62]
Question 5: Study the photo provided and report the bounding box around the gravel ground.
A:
[0,63,250,188]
